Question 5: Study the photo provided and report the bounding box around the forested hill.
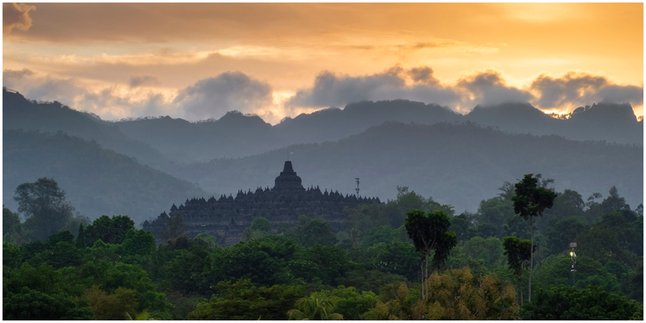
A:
[116,100,642,163]
[466,101,642,145]
[3,89,176,172]
[115,100,462,162]
[3,130,206,224]
[176,122,643,212]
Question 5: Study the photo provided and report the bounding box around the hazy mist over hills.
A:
[3,130,206,224]
[177,122,642,212]
[4,4,643,320]
[3,88,643,220]
[115,99,642,164]
[4,90,177,173]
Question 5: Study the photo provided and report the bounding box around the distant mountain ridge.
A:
[115,99,642,164]
[467,101,642,145]
[3,89,642,219]
[3,89,177,172]
[6,89,639,165]
[174,122,642,212]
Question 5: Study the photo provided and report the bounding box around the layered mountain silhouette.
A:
[3,88,642,219]
[175,122,642,212]
[467,101,642,145]
[115,99,641,164]
[4,90,176,172]
[115,100,462,162]
[3,130,205,224]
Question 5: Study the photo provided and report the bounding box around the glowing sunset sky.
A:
[3,3,643,123]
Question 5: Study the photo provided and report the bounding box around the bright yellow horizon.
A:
[4,3,643,123]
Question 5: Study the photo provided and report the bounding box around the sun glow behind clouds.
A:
[3,3,643,121]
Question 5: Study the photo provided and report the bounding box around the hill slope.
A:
[466,102,642,145]
[3,89,175,172]
[176,122,642,212]
[116,100,462,162]
[117,100,641,163]
[3,130,206,224]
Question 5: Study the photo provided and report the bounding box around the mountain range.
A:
[176,122,642,212]
[3,88,643,222]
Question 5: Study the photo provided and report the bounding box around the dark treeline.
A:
[2,176,643,320]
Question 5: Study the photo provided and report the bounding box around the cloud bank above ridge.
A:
[4,66,642,123]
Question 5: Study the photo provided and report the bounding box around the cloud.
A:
[530,72,643,109]
[457,70,532,107]
[6,66,642,123]
[408,66,439,85]
[4,68,85,104]
[3,68,172,119]
[287,66,461,109]
[173,72,273,121]
[5,69,277,122]
[597,85,643,105]
[4,3,36,34]
[129,75,159,88]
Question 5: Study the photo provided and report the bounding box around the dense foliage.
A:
[3,177,642,320]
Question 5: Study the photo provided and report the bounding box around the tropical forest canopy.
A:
[3,175,642,319]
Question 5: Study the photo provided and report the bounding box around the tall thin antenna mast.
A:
[355,177,360,196]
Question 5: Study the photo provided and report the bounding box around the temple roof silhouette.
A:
[144,160,380,245]
[274,161,304,192]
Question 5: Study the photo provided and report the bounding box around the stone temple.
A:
[143,161,380,245]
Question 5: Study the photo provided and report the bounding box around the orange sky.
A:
[3,3,643,123]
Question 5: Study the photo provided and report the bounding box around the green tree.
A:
[521,285,642,319]
[415,267,519,319]
[82,215,135,246]
[362,282,418,320]
[451,212,477,240]
[3,207,24,243]
[533,255,621,293]
[512,174,556,301]
[543,216,586,255]
[287,290,344,320]
[243,216,272,240]
[503,237,531,276]
[161,243,214,296]
[447,236,508,276]
[188,279,306,320]
[214,236,297,286]
[14,178,76,241]
[577,209,642,269]
[503,236,533,305]
[288,217,337,246]
[118,229,156,256]
[405,209,457,300]
[328,286,378,319]
[31,232,83,268]
[545,189,585,218]
[81,261,172,318]
[3,262,92,319]
[86,286,138,319]
[368,241,419,281]
[4,286,92,320]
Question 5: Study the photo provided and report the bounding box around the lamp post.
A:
[569,242,577,285]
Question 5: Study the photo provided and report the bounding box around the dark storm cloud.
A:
[174,71,273,120]
[457,71,532,107]
[3,3,36,33]
[531,73,643,108]
[287,67,461,108]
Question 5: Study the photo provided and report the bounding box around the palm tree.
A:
[287,292,343,320]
